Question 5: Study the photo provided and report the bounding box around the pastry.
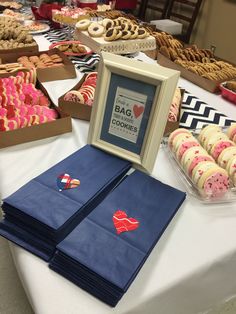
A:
[104,28,119,41]
[88,22,104,37]
[75,19,91,31]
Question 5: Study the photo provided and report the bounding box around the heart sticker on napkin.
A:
[57,173,80,191]
[133,105,144,119]
[113,210,139,235]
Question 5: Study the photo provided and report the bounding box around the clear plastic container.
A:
[162,128,236,204]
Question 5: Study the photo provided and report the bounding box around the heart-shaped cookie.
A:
[113,210,139,235]
[133,104,144,119]
[57,173,80,191]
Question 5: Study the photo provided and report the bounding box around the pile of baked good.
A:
[0,62,25,74]
[64,72,97,106]
[0,16,37,50]
[0,1,22,10]
[168,124,236,197]
[0,72,58,132]
[224,80,236,93]
[17,53,64,69]
[152,31,236,82]
[2,8,33,20]
[76,17,149,41]
[52,7,89,24]
[55,42,87,54]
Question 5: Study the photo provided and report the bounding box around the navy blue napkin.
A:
[50,170,186,306]
[0,145,131,261]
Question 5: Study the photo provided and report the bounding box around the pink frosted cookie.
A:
[217,146,236,168]
[168,87,181,122]
[226,155,236,186]
[210,139,235,160]
[198,124,221,146]
[0,107,7,117]
[0,117,9,131]
[182,146,214,175]
[85,72,97,80]
[203,132,228,152]
[168,128,192,149]
[192,161,229,197]
[64,91,84,103]
[227,123,236,141]
[170,132,194,153]
[176,139,200,162]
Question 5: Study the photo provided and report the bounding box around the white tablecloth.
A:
[1,34,236,314]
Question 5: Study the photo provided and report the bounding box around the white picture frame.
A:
[88,52,180,173]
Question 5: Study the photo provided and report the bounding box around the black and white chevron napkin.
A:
[179,92,235,130]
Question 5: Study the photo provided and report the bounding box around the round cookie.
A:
[176,138,200,162]
[192,161,229,197]
[102,18,114,30]
[227,123,236,140]
[171,132,195,153]
[181,146,213,173]
[88,22,104,37]
[76,19,91,31]
[168,128,192,149]
[226,155,236,186]
[104,28,118,41]
[217,146,236,168]
[137,27,148,39]
[210,139,235,160]
[204,132,228,152]
[198,124,221,145]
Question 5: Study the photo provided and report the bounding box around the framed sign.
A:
[88,52,179,173]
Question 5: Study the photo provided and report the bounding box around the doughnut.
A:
[88,22,104,37]
[76,19,91,31]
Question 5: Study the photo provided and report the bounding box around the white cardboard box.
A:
[150,19,183,35]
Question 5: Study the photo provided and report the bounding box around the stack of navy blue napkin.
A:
[0,145,131,261]
[49,170,186,306]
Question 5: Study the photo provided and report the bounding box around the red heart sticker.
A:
[133,105,144,118]
[113,210,139,235]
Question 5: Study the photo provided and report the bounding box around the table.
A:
[1,34,236,314]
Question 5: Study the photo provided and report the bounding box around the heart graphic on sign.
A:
[133,104,144,119]
[113,210,139,235]
[57,173,80,191]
